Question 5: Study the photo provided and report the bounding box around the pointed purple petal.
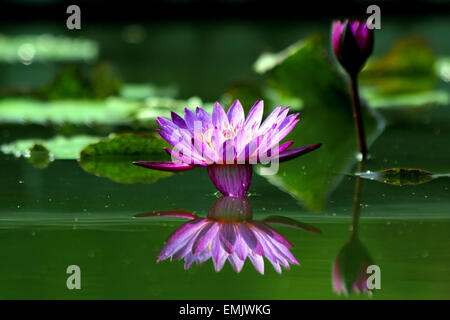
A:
[212,102,229,130]
[277,143,322,162]
[192,222,220,254]
[133,161,195,172]
[248,252,265,274]
[228,255,245,273]
[219,222,237,254]
[164,147,208,166]
[237,223,259,252]
[171,112,187,129]
[196,107,212,129]
[227,100,245,129]
[234,234,249,261]
[184,108,197,133]
[244,100,263,132]
[258,106,281,134]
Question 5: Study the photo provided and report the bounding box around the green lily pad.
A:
[26,144,52,169]
[0,34,98,63]
[355,168,435,186]
[360,36,437,94]
[1,135,101,160]
[120,83,178,100]
[362,88,450,109]
[0,97,142,125]
[78,132,173,184]
[254,35,382,212]
[36,63,123,100]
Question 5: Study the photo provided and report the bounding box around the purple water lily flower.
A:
[332,19,374,76]
[138,196,321,274]
[134,100,321,197]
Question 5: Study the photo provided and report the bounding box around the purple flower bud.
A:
[332,237,373,295]
[332,20,374,76]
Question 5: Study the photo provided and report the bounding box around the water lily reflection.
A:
[333,161,374,295]
[138,196,321,274]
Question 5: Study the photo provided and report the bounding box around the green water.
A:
[0,17,450,299]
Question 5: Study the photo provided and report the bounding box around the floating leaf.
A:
[26,143,52,169]
[355,168,434,186]
[254,35,383,212]
[360,36,437,94]
[79,132,168,157]
[1,135,101,160]
[362,88,450,109]
[436,57,450,83]
[120,83,178,100]
[0,97,142,125]
[78,132,173,184]
[0,34,98,63]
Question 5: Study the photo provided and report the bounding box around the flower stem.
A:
[349,74,368,160]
